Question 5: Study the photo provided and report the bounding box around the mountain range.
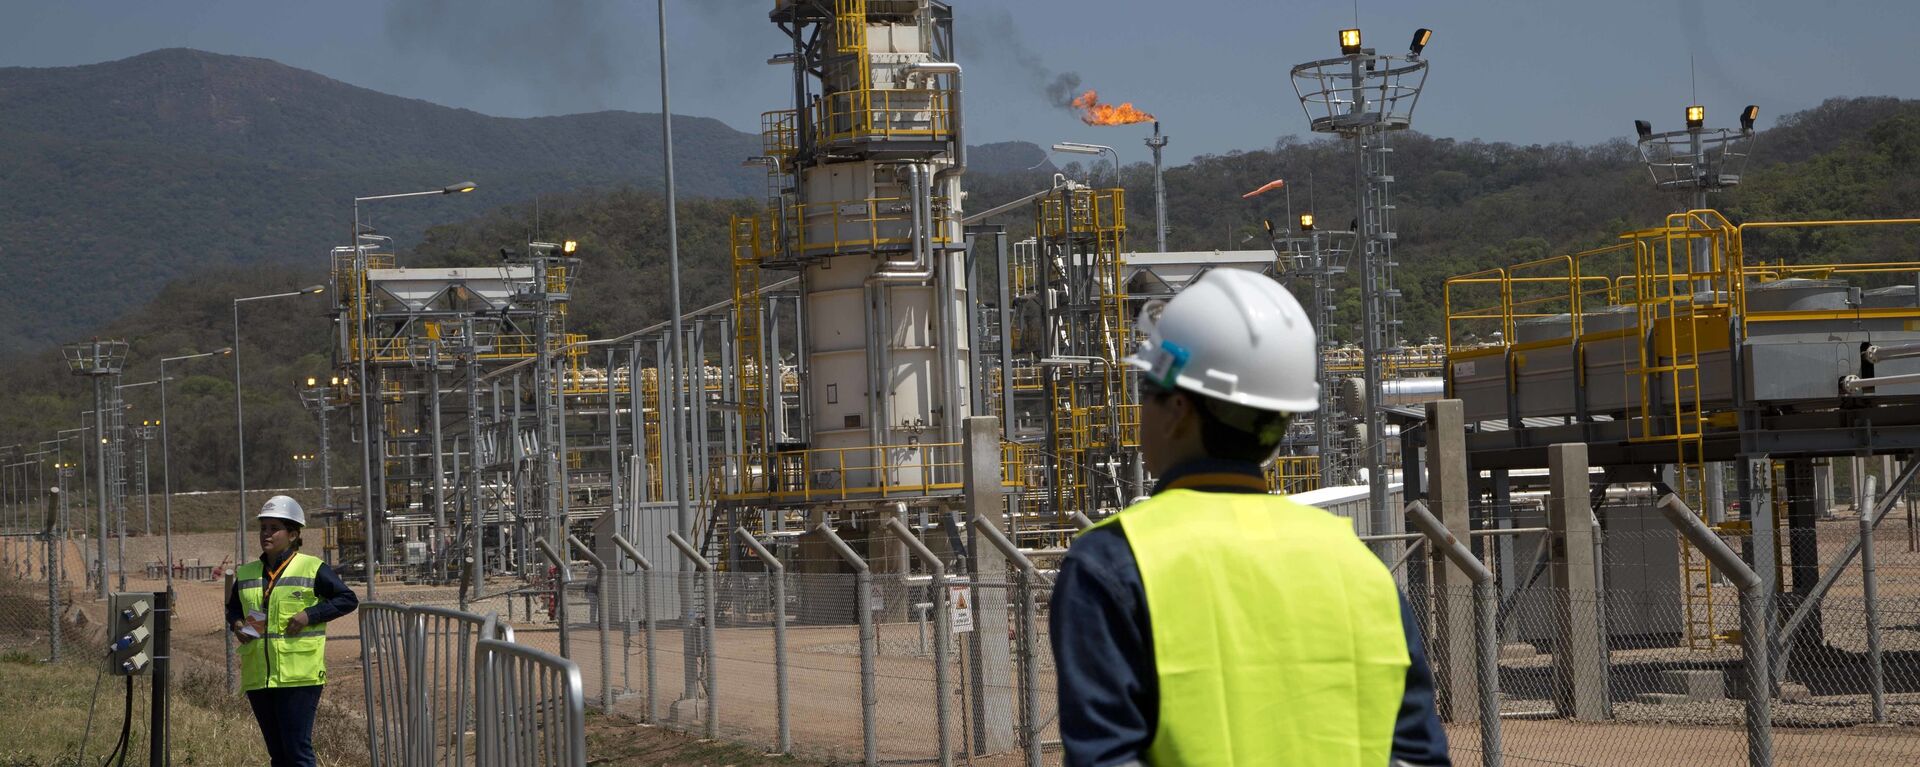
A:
[0,48,1048,353]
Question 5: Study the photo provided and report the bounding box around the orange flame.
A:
[1070,89,1155,126]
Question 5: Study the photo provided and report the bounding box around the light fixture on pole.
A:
[232,287,326,576]
[1052,142,1121,184]
[298,376,340,526]
[62,338,129,600]
[349,183,477,597]
[158,346,229,596]
[1292,24,1433,543]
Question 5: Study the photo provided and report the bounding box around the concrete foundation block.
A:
[1660,669,1726,701]
[1634,692,1692,706]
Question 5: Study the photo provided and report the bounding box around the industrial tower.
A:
[1292,26,1432,541]
[725,0,972,528]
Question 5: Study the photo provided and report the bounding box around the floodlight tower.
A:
[63,338,129,599]
[132,420,157,536]
[1633,104,1759,525]
[1292,27,1431,538]
[1272,212,1356,487]
[298,377,340,516]
[1634,103,1760,276]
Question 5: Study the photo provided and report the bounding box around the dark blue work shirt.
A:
[1049,459,1451,766]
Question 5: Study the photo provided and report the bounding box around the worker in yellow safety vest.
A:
[226,495,358,767]
[1050,269,1450,766]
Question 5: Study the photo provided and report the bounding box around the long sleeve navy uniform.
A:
[225,548,360,626]
[1049,458,1451,767]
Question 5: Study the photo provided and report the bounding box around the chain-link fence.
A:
[0,530,374,765]
[11,477,1920,766]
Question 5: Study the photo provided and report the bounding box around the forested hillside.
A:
[0,48,765,352]
[2,96,1915,492]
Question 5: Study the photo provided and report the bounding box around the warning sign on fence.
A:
[949,585,974,634]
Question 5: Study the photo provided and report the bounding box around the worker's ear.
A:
[1168,391,1203,438]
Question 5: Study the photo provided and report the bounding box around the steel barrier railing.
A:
[414,607,513,767]
[476,638,587,767]
[361,603,512,767]
[360,603,415,766]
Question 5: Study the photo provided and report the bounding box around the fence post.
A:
[44,514,59,662]
[818,521,878,767]
[1657,493,1772,767]
[224,570,236,692]
[567,534,614,712]
[734,527,791,754]
[1408,501,1501,767]
[961,416,1015,754]
[1424,400,1480,720]
[1546,443,1608,721]
[534,538,572,660]
[667,530,718,740]
[884,517,952,767]
[610,533,658,723]
[969,514,1041,767]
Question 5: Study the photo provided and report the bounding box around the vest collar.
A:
[259,549,294,571]
[1152,458,1269,495]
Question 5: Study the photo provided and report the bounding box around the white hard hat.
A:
[1124,268,1320,413]
[258,495,306,527]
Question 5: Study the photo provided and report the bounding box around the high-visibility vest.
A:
[1087,489,1409,765]
[235,552,329,691]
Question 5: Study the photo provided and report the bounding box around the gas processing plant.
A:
[11,2,1920,766]
[146,2,1910,761]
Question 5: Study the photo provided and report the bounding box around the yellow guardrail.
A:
[1266,455,1322,494]
[778,194,958,256]
[714,440,1028,503]
[812,87,954,145]
[761,109,799,158]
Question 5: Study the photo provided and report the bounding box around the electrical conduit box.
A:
[107,592,156,675]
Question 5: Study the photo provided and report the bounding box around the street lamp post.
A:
[351,182,476,598]
[233,287,326,573]
[113,378,162,590]
[159,347,230,596]
[20,450,53,576]
[133,421,157,535]
[63,339,128,600]
[52,430,82,540]
[1052,141,1122,186]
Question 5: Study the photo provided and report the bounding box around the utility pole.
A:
[64,339,128,599]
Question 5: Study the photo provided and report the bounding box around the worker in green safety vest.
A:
[1050,269,1450,766]
[226,495,358,767]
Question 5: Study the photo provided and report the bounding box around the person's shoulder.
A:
[1064,523,1137,576]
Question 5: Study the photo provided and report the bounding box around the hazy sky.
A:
[3,0,1916,165]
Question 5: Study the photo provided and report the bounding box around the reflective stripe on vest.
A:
[1092,490,1409,765]
[235,552,328,691]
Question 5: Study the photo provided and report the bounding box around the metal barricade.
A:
[476,637,588,767]
[414,607,514,766]
[359,602,417,766]
[362,603,511,767]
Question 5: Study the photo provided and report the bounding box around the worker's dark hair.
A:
[1148,382,1293,462]
[1193,396,1292,462]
